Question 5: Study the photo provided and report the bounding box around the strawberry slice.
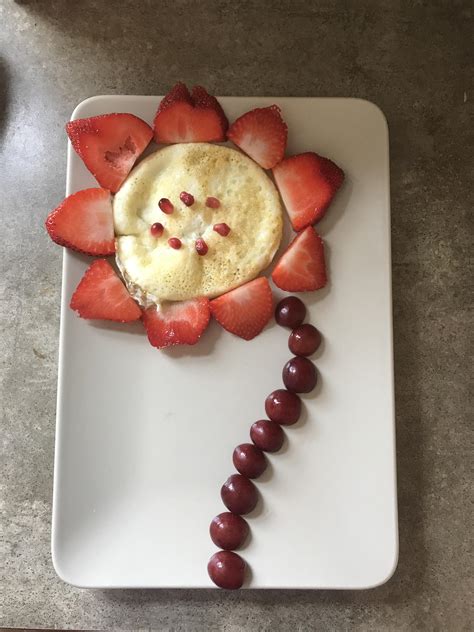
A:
[273,152,344,231]
[191,85,229,134]
[210,277,273,341]
[227,105,287,169]
[153,82,228,143]
[143,298,211,349]
[272,227,327,292]
[45,188,115,256]
[66,113,153,193]
[70,259,141,322]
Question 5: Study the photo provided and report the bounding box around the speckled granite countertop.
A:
[0,1,472,630]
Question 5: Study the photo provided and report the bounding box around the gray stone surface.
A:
[0,0,472,630]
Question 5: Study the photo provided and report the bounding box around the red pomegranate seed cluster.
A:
[207,295,322,589]
[152,193,227,252]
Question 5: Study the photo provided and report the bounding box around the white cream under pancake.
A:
[113,143,283,303]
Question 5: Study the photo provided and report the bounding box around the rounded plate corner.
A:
[70,95,113,121]
[362,540,399,590]
[350,98,389,134]
[51,541,83,588]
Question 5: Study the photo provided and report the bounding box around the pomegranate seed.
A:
[150,222,164,237]
[168,237,182,250]
[159,198,174,214]
[206,196,220,209]
[180,191,194,206]
[195,238,208,256]
[213,223,231,237]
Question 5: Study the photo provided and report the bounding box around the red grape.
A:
[250,419,285,452]
[289,324,321,356]
[265,389,301,425]
[221,474,258,514]
[208,550,246,589]
[209,512,249,550]
[275,296,306,328]
[233,443,267,478]
[282,356,317,393]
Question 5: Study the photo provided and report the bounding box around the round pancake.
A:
[113,143,283,303]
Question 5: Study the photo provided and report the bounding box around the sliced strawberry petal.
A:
[273,152,344,231]
[157,81,193,112]
[210,277,273,341]
[143,298,211,348]
[45,188,115,256]
[227,105,287,169]
[70,260,142,322]
[66,113,153,193]
[272,227,327,292]
[153,82,228,143]
[191,85,229,134]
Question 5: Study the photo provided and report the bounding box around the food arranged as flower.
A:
[45,82,344,349]
[45,83,346,589]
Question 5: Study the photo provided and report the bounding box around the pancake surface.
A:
[113,143,283,303]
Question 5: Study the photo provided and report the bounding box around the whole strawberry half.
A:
[210,277,273,340]
[273,152,344,231]
[153,82,228,143]
[45,188,115,256]
[143,298,211,349]
[227,105,288,170]
[70,259,142,322]
[66,113,153,193]
[272,226,327,292]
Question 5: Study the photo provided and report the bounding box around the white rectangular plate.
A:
[52,96,397,589]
